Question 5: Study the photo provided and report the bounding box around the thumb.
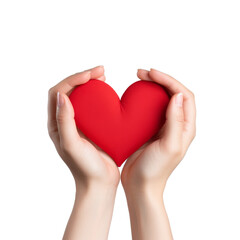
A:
[163,93,184,146]
[56,92,81,149]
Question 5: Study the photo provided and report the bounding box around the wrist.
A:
[122,178,166,199]
[75,178,118,199]
[74,173,119,192]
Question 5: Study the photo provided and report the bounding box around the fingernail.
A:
[57,92,64,108]
[175,93,183,107]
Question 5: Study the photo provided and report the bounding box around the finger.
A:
[137,68,151,81]
[149,68,191,95]
[47,70,90,136]
[48,66,105,135]
[55,65,105,94]
[137,69,173,99]
[161,93,184,152]
[148,68,196,126]
[96,75,106,81]
[56,92,83,150]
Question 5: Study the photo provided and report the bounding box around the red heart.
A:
[69,79,170,167]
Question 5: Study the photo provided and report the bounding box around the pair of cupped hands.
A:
[47,65,196,194]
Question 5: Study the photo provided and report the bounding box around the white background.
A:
[0,0,240,239]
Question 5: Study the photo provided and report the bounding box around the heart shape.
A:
[69,79,170,167]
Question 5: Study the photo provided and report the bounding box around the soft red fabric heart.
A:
[69,79,170,167]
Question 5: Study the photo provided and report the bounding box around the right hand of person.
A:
[47,65,120,190]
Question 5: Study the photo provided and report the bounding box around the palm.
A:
[121,137,161,181]
[121,113,175,180]
[76,128,120,182]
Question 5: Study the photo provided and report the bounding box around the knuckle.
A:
[188,90,195,99]
[48,87,55,96]
[172,148,182,157]
[48,129,57,142]
[176,112,184,123]
[165,143,182,157]
[56,111,65,124]
[47,123,53,137]
[56,113,63,122]
[48,131,54,140]
[60,140,72,154]
[56,118,65,127]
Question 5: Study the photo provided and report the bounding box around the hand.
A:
[47,66,120,240]
[48,65,120,190]
[121,68,196,192]
[121,68,196,240]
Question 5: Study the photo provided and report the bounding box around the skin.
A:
[47,66,120,240]
[121,68,196,240]
[47,66,196,240]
